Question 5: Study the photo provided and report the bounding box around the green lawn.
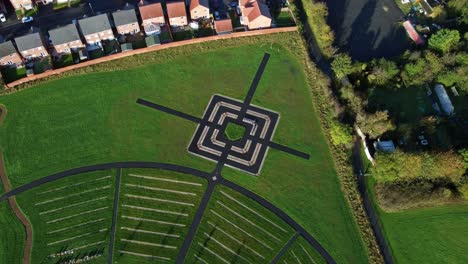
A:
[15,170,115,263]
[368,86,434,124]
[0,33,368,263]
[275,10,296,27]
[173,30,193,41]
[0,185,24,264]
[187,185,296,263]
[1,67,26,84]
[279,236,326,264]
[367,177,468,264]
[115,168,207,263]
[53,54,73,69]
[224,122,246,141]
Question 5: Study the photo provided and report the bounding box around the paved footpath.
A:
[0,161,337,264]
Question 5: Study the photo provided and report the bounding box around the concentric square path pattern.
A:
[188,95,279,175]
[136,53,310,177]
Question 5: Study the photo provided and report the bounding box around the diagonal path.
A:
[270,232,300,263]
[108,168,122,264]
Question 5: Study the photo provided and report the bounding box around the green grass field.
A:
[0,33,368,263]
[279,236,326,264]
[367,177,468,264]
[15,170,116,263]
[187,185,296,263]
[0,185,24,264]
[115,168,207,263]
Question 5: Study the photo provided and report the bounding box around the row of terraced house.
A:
[1,0,273,80]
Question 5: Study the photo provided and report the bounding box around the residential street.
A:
[326,0,410,60]
[0,0,144,41]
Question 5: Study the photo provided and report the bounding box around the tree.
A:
[357,111,395,138]
[428,29,461,53]
[368,58,399,85]
[431,6,447,24]
[372,151,465,183]
[448,0,468,25]
[331,53,353,79]
[330,121,353,146]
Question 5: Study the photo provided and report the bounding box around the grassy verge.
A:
[294,0,335,59]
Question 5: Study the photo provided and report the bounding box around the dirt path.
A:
[0,104,6,125]
[0,106,32,264]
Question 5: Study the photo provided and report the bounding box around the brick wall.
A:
[6,27,297,89]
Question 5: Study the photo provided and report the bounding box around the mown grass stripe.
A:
[125,194,194,206]
[38,176,111,195]
[207,221,264,259]
[47,218,107,234]
[203,232,252,264]
[217,201,281,242]
[128,173,202,186]
[47,229,107,246]
[35,186,111,206]
[39,196,108,215]
[121,227,180,238]
[46,206,108,224]
[292,250,303,264]
[120,239,177,249]
[220,190,288,233]
[210,210,272,250]
[122,215,186,227]
[122,204,188,216]
[194,255,209,264]
[125,184,196,196]
[300,244,317,264]
[119,250,171,261]
[197,242,230,264]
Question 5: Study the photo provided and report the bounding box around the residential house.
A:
[14,32,48,60]
[190,0,209,20]
[78,14,115,48]
[239,0,271,30]
[9,0,34,11]
[112,9,140,35]
[0,41,23,67]
[139,3,166,36]
[214,19,233,35]
[167,1,188,27]
[48,24,84,55]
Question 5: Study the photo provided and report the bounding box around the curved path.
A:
[0,161,336,264]
[0,152,33,264]
[0,104,6,125]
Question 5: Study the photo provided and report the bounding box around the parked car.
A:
[0,13,6,23]
[229,1,238,7]
[214,11,220,20]
[21,16,33,23]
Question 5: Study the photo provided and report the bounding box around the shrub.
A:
[331,53,353,79]
[428,29,461,53]
[330,121,353,146]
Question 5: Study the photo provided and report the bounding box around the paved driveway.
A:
[326,0,411,60]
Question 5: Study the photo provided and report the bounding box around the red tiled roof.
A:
[190,0,209,11]
[167,1,187,18]
[214,19,233,33]
[245,0,270,22]
[139,3,164,21]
